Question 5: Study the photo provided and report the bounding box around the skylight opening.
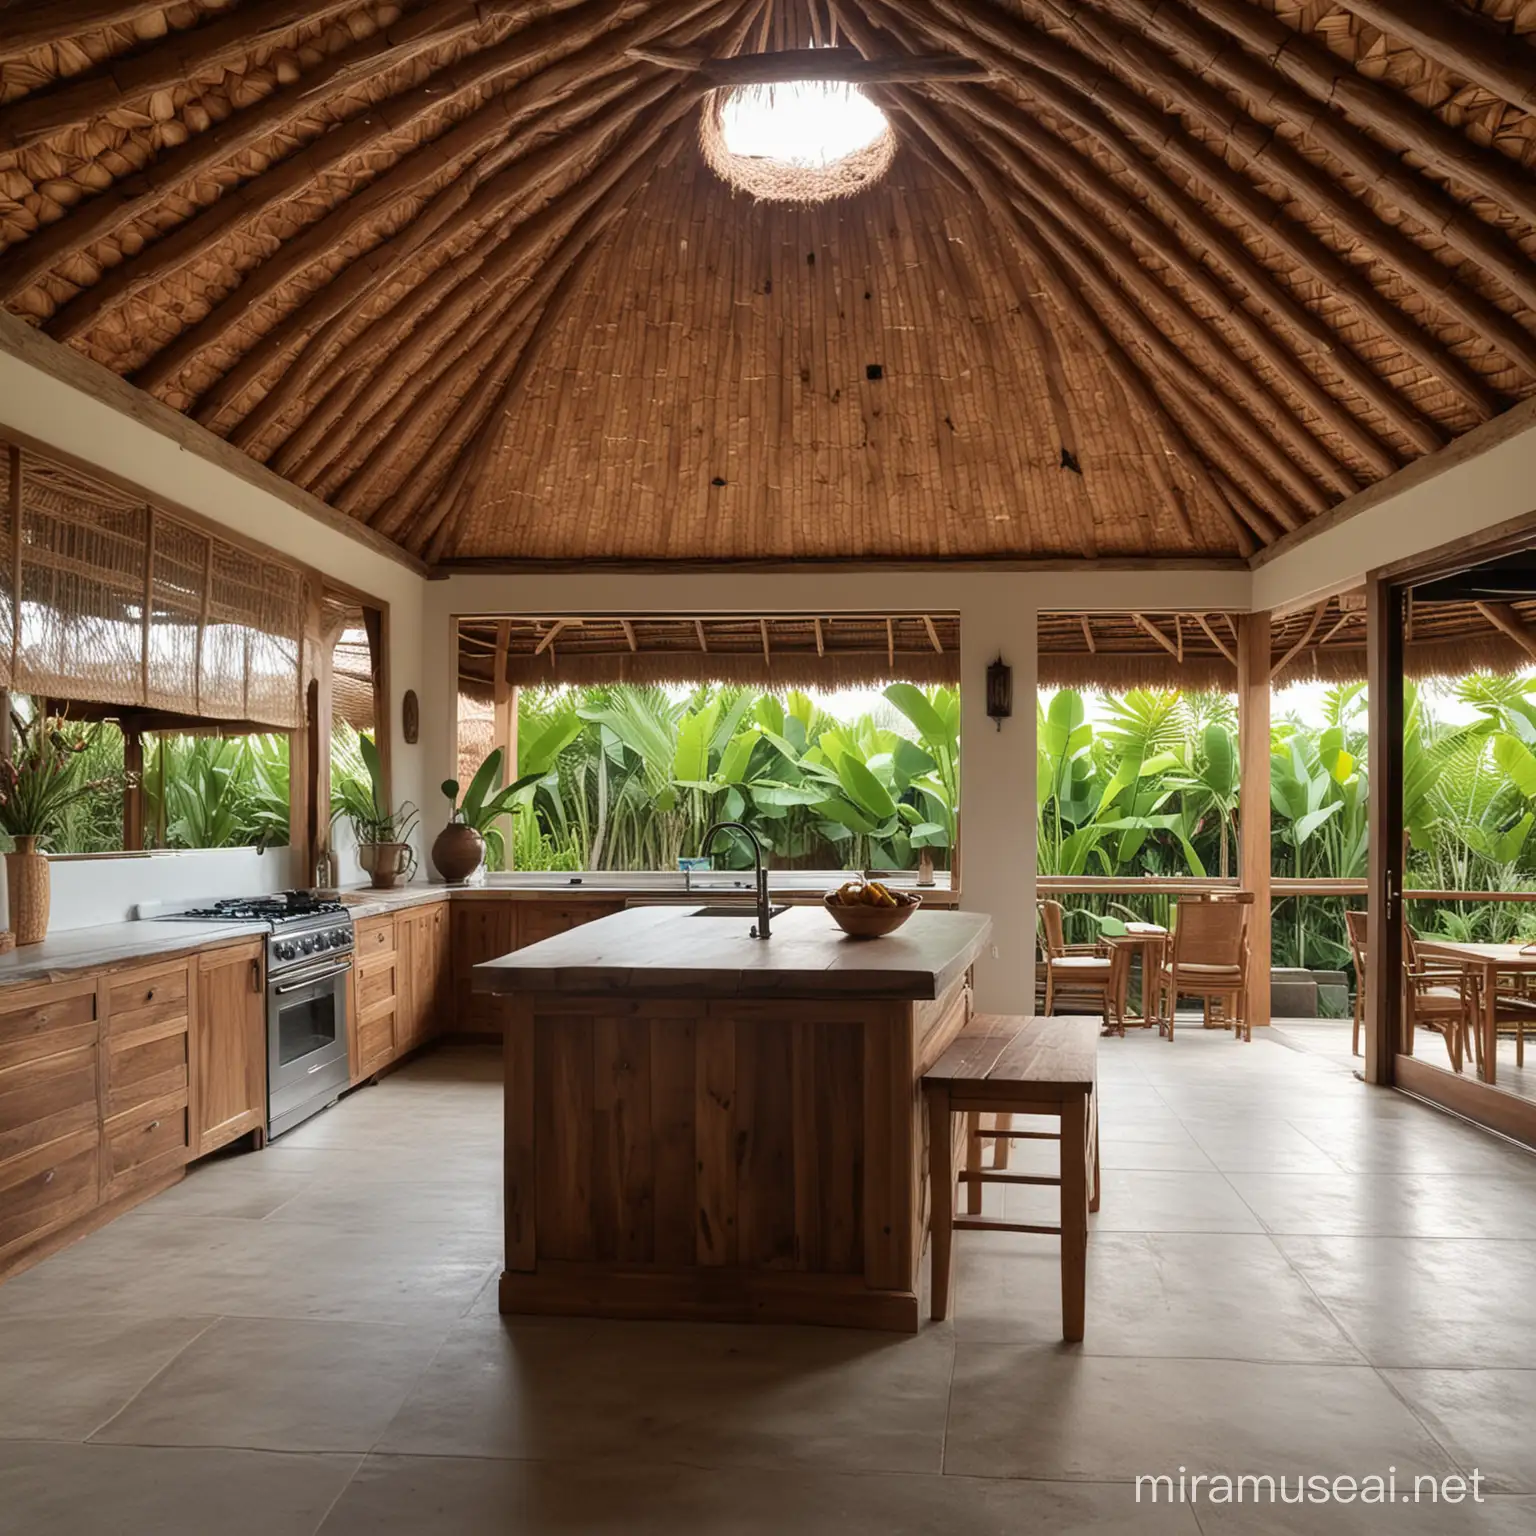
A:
[702,76,896,203]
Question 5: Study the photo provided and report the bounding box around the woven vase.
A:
[7,835,50,946]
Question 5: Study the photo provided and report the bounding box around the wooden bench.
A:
[923,1014,1099,1340]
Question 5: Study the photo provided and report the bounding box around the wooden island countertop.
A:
[474,905,992,1332]
[473,903,991,1001]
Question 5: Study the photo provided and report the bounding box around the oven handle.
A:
[272,958,352,994]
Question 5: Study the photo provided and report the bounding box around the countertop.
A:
[0,918,268,989]
[472,904,993,1001]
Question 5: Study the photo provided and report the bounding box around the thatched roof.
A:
[1039,595,1536,691]
[458,611,960,696]
[1,1,1534,566]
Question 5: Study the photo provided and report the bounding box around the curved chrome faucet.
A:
[700,820,772,939]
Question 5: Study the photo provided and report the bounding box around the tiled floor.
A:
[3,1030,1535,1533]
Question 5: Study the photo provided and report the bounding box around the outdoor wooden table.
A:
[1413,940,1536,1086]
[1104,923,1168,1033]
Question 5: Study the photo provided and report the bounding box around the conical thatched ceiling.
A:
[1,0,1533,565]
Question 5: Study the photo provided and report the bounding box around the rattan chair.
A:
[1156,895,1252,1042]
[1404,929,1480,1075]
[1038,899,1119,1032]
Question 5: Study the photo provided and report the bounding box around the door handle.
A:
[273,960,351,994]
[250,958,262,993]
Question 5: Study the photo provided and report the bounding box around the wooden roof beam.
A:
[1474,603,1536,666]
[628,43,992,84]
[1079,617,1096,655]
[0,0,360,149]
[924,616,944,654]
[1271,602,1330,680]
[1330,1,1536,115]
[1171,0,1536,230]
[696,620,709,654]
[762,619,773,666]
[1083,0,1536,352]
[533,620,573,656]
[1195,614,1237,667]
[0,0,488,304]
[930,0,1505,421]
[211,66,662,437]
[889,0,1437,457]
[1131,613,1181,660]
[0,1,170,60]
[620,620,638,652]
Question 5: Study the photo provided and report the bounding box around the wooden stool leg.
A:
[1089,1096,1101,1214]
[992,1111,1014,1170]
[964,1111,983,1215]
[927,1087,954,1322]
[1060,1093,1089,1343]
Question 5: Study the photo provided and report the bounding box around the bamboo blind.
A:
[0,440,306,728]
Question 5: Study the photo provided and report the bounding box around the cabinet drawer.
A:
[107,964,189,1028]
[356,919,395,958]
[105,1019,190,1119]
[104,1093,190,1189]
[0,1043,100,1166]
[0,1128,99,1261]
[358,1011,395,1074]
[357,959,398,1016]
[0,985,97,1072]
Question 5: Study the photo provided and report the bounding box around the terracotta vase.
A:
[7,834,51,945]
[432,822,485,884]
[357,840,413,890]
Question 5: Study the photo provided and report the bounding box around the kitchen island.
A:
[475,903,991,1331]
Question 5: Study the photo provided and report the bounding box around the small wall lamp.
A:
[986,656,1013,731]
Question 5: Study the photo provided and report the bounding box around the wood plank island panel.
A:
[479,908,990,1330]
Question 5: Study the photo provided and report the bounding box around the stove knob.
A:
[276,940,296,962]
[314,931,331,950]
[332,928,349,948]
[300,935,316,955]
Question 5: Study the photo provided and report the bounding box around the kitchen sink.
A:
[691,904,790,918]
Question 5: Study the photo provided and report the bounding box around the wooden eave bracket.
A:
[628,44,992,85]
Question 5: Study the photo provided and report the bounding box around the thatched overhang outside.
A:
[1039,596,1536,693]
[457,612,961,701]
[0,2,1532,568]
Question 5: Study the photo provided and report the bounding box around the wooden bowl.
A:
[823,891,921,939]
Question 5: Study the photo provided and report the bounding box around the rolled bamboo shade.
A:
[0,440,306,728]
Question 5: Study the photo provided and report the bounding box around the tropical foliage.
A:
[506,683,960,874]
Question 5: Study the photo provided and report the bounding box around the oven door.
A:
[266,957,352,1137]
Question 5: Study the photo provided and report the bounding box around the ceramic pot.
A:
[357,840,413,890]
[432,822,485,884]
[7,834,50,945]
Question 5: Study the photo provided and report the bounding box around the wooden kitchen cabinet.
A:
[0,977,102,1270]
[193,941,266,1157]
[450,900,516,1034]
[352,914,399,1079]
[398,902,450,1055]
[101,957,193,1197]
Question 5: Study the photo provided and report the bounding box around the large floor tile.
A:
[1384,1369,1536,1494]
[0,1441,357,1536]
[952,1230,1362,1361]
[1229,1172,1536,1239]
[378,1314,955,1473]
[1077,1169,1265,1233]
[945,1352,1457,1482]
[1179,1119,1345,1174]
[1277,1237,1536,1368]
[320,1455,1201,1535]
[0,1313,213,1439]
[93,1315,449,1452]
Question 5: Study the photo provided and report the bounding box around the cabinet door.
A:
[101,958,193,1196]
[355,918,399,1076]
[193,942,266,1156]
[450,901,516,1034]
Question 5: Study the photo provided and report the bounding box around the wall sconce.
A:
[986,656,1013,731]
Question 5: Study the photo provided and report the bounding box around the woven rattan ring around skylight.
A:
[700,79,895,203]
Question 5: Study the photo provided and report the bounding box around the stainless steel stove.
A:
[157,892,355,1138]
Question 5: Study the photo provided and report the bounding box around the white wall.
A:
[0,321,430,899]
[50,846,296,929]
[429,568,1250,1012]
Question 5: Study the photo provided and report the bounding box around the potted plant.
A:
[436,748,537,883]
[335,732,417,889]
[0,711,132,943]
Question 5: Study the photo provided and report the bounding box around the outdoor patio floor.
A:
[1,1029,1534,1533]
